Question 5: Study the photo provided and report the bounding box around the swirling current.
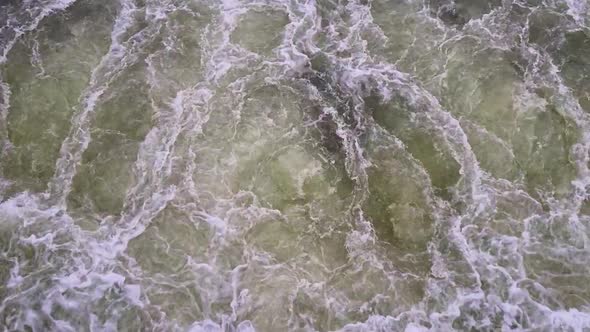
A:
[1,0,590,331]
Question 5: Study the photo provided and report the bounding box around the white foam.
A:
[564,0,588,25]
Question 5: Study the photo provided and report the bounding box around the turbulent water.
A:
[1,0,590,330]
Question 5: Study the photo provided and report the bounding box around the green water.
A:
[1,0,590,331]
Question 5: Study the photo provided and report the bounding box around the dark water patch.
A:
[362,127,437,255]
[42,16,74,44]
[0,0,115,195]
[367,95,461,201]
[42,1,115,45]
[146,8,210,94]
[557,29,590,113]
[428,0,502,27]
[306,53,358,125]
[526,9,590,113]
[0,0,43,56]
[0,28,17,55]
[527,8,566,49]
[298,53,362,157]
[512,103,578,199]
[230,9,288,55]
[432,39,578,195]
[67,62,153,217]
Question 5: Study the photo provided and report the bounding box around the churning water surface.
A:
[1,0,590,330]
